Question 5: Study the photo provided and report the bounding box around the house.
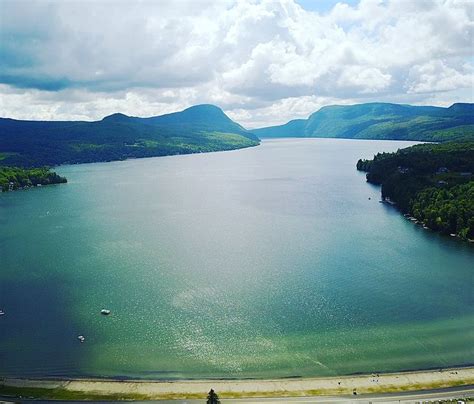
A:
[397,166,409,174]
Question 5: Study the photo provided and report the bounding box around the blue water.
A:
[0,138,473,379]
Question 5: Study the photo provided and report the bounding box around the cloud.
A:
[0,0,472,126]
[406,60,473,94]
[229,95,357,129]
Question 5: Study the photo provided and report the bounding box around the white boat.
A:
[101,309,111,315]
[78,335,85,343]
[0,310,5,316]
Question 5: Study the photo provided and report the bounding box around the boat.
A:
[77,335,85,343]
[0,310,5,316]
[101,309,111,315]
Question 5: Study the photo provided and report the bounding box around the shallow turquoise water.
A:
[0,138,473,379]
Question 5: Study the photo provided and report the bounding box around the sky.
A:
[0,0,473,128]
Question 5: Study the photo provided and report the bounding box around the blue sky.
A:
[0,0,472,127]
[296,0,360,13]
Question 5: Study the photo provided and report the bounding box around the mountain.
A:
[2,101,473,168]
[0,104,259,167]
[251,119,306,138]
[253,102,474,142]
[141,104,246,129]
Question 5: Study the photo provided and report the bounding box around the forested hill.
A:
[0,104,259,167]
[357,142,474,240]
[253,102,474,142]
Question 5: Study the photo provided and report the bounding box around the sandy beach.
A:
[1,367,473,400]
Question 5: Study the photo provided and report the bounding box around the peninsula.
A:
[0,166,66,192]
[357,142,474,240]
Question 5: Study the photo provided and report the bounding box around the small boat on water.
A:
[78,335,85,343]
[0,310,5,316]
[101,309,111,315]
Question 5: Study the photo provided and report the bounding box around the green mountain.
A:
[252,119,306,138]
[253,102,474,142]
[0,104,259,167]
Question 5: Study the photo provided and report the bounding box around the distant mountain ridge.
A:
[1,102,473,168]
[0,104,259,167]
[102,104,248,133]
[253,102,474,142]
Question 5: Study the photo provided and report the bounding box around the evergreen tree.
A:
[206,388,220,404]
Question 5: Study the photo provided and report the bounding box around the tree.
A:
[206,389,220,404]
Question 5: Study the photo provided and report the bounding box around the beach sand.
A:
[1,367,474,400]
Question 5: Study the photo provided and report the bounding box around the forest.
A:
[0,166,67,192]
[0,105,259,168]
[254,102,474,141]
[357,142,474,240]
[0,105,259,192]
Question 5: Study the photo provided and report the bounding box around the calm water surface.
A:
[0,139,473,379]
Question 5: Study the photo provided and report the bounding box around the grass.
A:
[0,385,207,401]
[1,378,472,401]
[0,152,19,161]
[70,143,107,151]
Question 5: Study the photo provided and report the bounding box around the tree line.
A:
[357,142,474,240]
[0,166,67,192]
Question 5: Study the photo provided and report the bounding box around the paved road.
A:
[221,386,474,403]
[1,385,473,403]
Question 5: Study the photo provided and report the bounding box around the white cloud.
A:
[0,0,472,127]
[406,60,473,94]
[337,66,392,93]
[229,95,357,128]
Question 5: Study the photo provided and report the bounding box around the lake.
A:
[0,138,473,379]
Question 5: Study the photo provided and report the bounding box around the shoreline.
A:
[2,366,474,401]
